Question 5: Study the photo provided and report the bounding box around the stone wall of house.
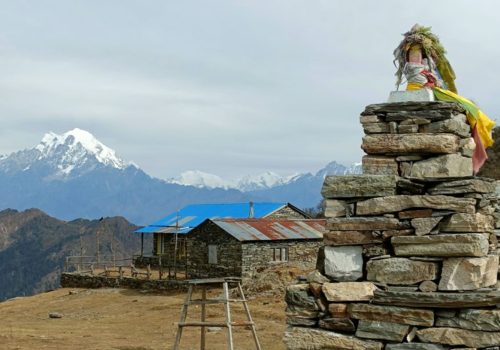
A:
[268,206,308,219]
[241,240,322,279]
[186,222,242,279]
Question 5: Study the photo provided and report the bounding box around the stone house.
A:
[186,218,325,279]
[133,202,309,268]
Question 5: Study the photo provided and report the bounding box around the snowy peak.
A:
[169,170,231,189]
[167,162,362,192]
[315,161,362,178]
[167,170,289,191]
[35,128,126,170]
[0,128,131,178]
[236,171,294,191]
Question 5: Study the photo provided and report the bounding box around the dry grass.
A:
[0,288,287,350]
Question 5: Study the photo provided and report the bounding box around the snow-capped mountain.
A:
[168,161,362,192]
[169,170,231,189]
[236,171,298,191]
[0,128,132,179]
[0,128,362,223]
[168,170,299,191]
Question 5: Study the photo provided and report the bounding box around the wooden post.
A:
[96,228,100,266]
[173,285,193,350]
[147,264,151,280]
[141,233,144,256]
[237,282,262,350]
[159,255,163,280]
[200,286,207,350]
[223,281,234,350]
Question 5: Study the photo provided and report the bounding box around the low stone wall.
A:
[60,272,187,291]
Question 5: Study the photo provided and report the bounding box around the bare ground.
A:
[0,288,287,350]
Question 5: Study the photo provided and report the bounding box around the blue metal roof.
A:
[135,202,288,234]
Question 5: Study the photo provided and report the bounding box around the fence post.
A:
[147,264,151,280]
[159,255,163,280]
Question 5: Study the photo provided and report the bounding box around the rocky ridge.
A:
[283,101,500,349]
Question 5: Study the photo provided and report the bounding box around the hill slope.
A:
[478,127,500,179]
[0,209,140,300]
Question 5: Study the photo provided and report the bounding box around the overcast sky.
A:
[1,1,498,179]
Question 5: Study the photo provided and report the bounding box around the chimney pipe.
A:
[249,201,254,218]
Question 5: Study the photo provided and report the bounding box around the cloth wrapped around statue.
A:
[406,81,495,173]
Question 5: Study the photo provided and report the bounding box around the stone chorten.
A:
[283,99,500,349]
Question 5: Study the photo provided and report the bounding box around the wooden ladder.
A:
[172,277,262,350]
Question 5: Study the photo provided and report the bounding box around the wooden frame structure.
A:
[172,277,261,350]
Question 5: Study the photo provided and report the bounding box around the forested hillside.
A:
[0,209,140,300]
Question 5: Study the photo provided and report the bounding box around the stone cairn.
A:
[284,101,500,349]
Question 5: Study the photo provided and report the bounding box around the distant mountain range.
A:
[0,129,360,224]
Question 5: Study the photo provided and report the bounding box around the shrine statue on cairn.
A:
[393,24,495,173]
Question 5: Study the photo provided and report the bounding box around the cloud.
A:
[0,0,498,178]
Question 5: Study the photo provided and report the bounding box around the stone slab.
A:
[373,289,500,308]
[324,246,363,281]
[318,317,356,333]
[392,234,489,257]
[411,217,443,236]
[385,344,447,350]
[362,101,463,116]
[283,326,383,350]
[398,124,419,133]
[356,195,476,216]
[363,122,389,134]
[367,258,438,285]
[321,175,398,199]
[286,315,318,326]
[438,255,499,291]
[409,154,473,179]
[361,134,461,155]
[324,199,351,218]
[322,282,377,302]
[327,217,409,231]
[387,89,435,103]
[440,213,495,233]
[360,114,382,124]
[324,231,383,246]
[347,303,434,326]
[419,280,438,292]
[428,178,495,195]
[363,244,387,257]
[328,303,348,318]
[285,284,319,310]
[460,136,476,157]
[355,320,409,342]
[416,327,500,348]
[362,155,399,175]
[435,309,500,331]
[420,114,470,137]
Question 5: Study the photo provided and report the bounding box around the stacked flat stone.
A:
[284,101,500,349]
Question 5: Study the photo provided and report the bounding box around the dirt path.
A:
[0,288,286,350]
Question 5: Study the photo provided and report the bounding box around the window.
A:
[272,247,288,262]
[208,245,218,264]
